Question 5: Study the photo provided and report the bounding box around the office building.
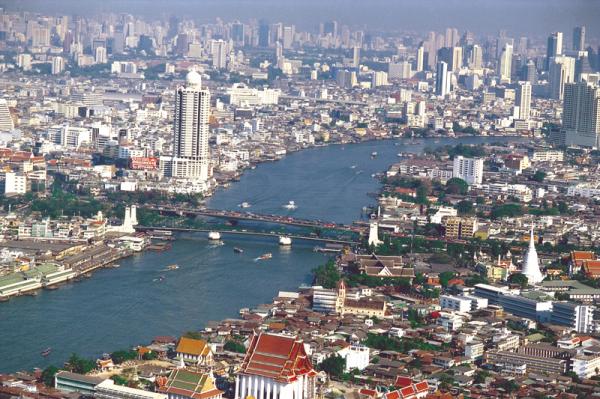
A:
[282,25,294,49]
[95,46,107,64]
[497,43,513,83]
[515,81,532,120]
[352,46,360,68]
[549,55,576,100]
[258,20,270,47]
[563,81,600,148]
[573,26,586,52]
[546,32,563,69]
[51,56,64,75]
[450,46,463,71]
[415,45,424,72]
[371,71,388,87]
[469,45,483,70]
[435,61,451,96]
[160,70,211,181]
[453,156,483,184]
[551,302,593,333]
[210,40,227,69]
[388,61,412,80]
[0,99,14,131]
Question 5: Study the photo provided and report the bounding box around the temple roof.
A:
[239,332,316,383]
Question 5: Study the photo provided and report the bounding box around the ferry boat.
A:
[256,253,273,261]
[233,247,244,253]
[239,202,251,208]
[41,347,52,357]
[283,201,297,210]
[279,236,292,246]
[208,231,221,240]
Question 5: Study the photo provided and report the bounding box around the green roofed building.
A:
[158,369,223,399]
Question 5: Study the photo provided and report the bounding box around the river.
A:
[0,136,519,372]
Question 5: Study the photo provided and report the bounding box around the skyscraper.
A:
[563,80,600,148]
[522,225,544,285]
[435,61,450,96]
[515,81,532,120]
[161,70,211,181]
[468,45,483,70]
[497,43,513,83]
[258,20,270,48]
[522,60,537,84]
[210,40,227,69]
[0,99,14,132]
[549,55,575,100]
[352,46,360,69]
[415,45,424,72]
[546,32,563,70]
[573,26,585,52]
[450,46,463,71]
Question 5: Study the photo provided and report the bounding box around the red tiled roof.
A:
[239,333,316,383]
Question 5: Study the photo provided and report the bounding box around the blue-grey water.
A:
[0,136,519,372]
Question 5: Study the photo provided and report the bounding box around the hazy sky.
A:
[2,0,599,39]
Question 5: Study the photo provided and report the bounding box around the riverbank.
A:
[0,136,526,372]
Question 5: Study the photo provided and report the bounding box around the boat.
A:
[239,202,251,208]
[166,264,179,271]
[279,236,292,246]
[208,231,221,240]
[371,151,378,158]
[233,247,244,254]
[255,253,273,261]
[350,165,357,169]
[41,347,52,357]
[283,201,297,210]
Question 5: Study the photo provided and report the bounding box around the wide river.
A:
[0,136,519,372]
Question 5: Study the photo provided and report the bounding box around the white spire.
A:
[368,221,382,247]
[522,224,544,284]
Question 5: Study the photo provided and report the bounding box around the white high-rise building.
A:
[371,71,388,87]
[415,45,424,72]
[453,156,484,185]
[522,225,544,285]
[95,46,108,64]
[388,61,412,80]
[161,70,211,181]
[515,81,532,120]
[563,81,600,148]
[0,99,14,132]
[497,43,513,83]
[52,56,65,75]
[469,45,483,70]
[352,46,360,68]
[210,40,228,70]
[549,55,576,100]
[435,61,451,96]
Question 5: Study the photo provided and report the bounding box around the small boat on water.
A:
[371,151,378,158]
[233,247,244,254]
[283,201,297,210]
[166,264,179,271]
[239,202,251,208]
[350,165,357,169]
[208,231,221,240]
[41,347,52,357]
[255,253,273,261]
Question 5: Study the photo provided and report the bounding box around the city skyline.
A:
[2,0,600,38]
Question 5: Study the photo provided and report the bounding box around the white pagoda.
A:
[522,225,544,284]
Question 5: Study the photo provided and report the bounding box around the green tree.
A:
[111,375,129,386]
[508,273,529,288]
[312,260,341,289]
[532,170,546,182]
[318,355,346,379]
[224,341,247,354]
[66,353,96,374]
[41,365,59,387]
[142,351,158,360]
[455,200,474,215]
[111,350,138,364]
[445,178,469,195]
[439,271,456,287]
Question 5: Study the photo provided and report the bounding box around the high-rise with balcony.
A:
[563,80,600,148]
